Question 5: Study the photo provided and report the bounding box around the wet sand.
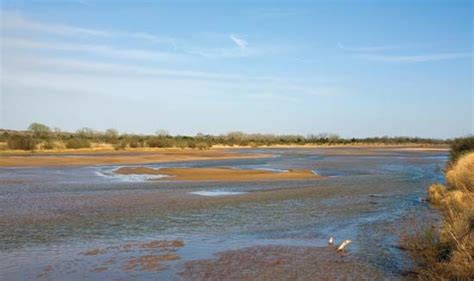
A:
[0,149,270,167]
[181,245,387,280]
[114,166,320,181]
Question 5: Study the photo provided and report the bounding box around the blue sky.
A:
[1,0,472,138]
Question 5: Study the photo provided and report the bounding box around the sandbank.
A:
[114,166,320,181]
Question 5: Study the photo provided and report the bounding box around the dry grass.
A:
[446,153,474,192]
[403,152,474,280]
[427,184,447,205]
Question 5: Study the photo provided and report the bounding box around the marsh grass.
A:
[403,151,474,280]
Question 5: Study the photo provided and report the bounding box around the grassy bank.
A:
[402,137,473,280]
[0,123,449,152]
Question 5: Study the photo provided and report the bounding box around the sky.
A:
[0,0,473,138]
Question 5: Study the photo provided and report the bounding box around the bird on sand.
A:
[336,239,352,252]
[328,236,334,245]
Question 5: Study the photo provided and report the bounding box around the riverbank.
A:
[403,137,473,280]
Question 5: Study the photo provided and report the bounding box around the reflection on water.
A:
[0,148,447,280]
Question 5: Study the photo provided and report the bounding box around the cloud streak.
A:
[338,42,472,63]
[230,35,248,50]
[2,37,184,62]
[356,52,472,62]
[4,54,335,101]
[1,11,176,46]
[1,11,276,60]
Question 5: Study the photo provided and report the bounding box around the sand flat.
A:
[114,166,320,181]
[0,149,271,167]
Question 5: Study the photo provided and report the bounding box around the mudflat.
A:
[114,166,320,181]
[0,149,270,167]
[181,245,386,280]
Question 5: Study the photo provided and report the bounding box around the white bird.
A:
[328,236,334,245]
[336,239,352,252]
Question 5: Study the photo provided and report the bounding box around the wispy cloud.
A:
[338,42,472,63]
[4,55,239,80]
[356,52,472,62]
[1,11,277,59]
[230,34,248,50]
[1,11,176,46]
[4,55,335,101]
[2,37,184,62]
[337,42,400,52]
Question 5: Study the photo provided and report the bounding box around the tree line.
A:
[0,122,453,151]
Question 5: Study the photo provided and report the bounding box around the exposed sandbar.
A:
[0,149,271,167]
[114,166,320,181]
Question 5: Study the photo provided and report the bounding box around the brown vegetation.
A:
[403,150,474,280]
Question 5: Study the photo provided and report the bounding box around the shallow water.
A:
[189,190,248,197]
[0,148,447,280]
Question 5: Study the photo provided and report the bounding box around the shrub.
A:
[7,135,37,150]
[445,153,474,192]
[449,136,474,165]
[65,138,91,149]
[75,128,96,139]
[147,137,174,148]
[42,140,54,150]
[113,140,127,150]
[196,142,210,150]
[147,138,161,148]
[128,139,141,148]
[427,184,447,204]
[0,132,9,142]
[176,141,188,149]
[186,140,196,149]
